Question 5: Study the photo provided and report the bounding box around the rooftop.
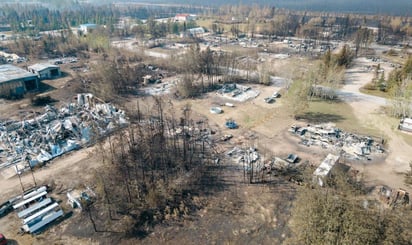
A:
[28,63,59,72]
[0,64,37,84]
[313,154,340,177]
[79,23,97,28]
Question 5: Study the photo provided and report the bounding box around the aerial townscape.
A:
[0,0,412,244]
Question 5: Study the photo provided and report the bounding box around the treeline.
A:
[88,99,220,236]
[0,4,202,32]
[287,45,353,117]
[209,5,411,42]
[131,17,197,39]
[1,3,410,43]
[150,0,412,15]
[286,171,412,244]
[362,55,412,118]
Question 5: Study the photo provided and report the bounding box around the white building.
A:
[78,23,98,35]
[174,14,196,22]
[313,154,340,187]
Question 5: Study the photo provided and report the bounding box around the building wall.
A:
[0,80,33,98]
[30,67,61,80]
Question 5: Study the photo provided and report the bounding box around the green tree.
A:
[288,79,311,118]
[286,171,412,245]
[335,44,353,68]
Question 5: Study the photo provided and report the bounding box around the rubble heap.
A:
[378,186,410,208]
[0,93,128,173]
[227,146,259,161]
[217,83,260,102]
[226,146,260,169]
[289,123,384,160]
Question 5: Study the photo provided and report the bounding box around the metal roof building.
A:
[28,63,61,80]
[78,23,98,35]
[313,154,340,187]
[0,64,39,98]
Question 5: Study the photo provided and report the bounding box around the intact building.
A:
[0,64,39,98]
[78,23,98,35]
[174,14,196,22]
[28,63,61,80]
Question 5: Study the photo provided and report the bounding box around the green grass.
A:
[359,87,391,99]
[301,100,380,137]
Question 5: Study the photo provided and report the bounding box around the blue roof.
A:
[0,64,37,84]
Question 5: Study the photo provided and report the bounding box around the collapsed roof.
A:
[0,93,128,175]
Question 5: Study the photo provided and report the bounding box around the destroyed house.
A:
[0,93,128,175]
[28,63,61,80]
[0,64,39,98]
[313,154,340,187]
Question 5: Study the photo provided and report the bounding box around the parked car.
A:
[0,233,7,245]
[264,97,275,104]
[225,120,238,129]
[272,91,281,98]
[0,201,13,218]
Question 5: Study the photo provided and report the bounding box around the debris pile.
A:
[262,157,291,173]
[142,81,175,95]
[377,186,410,208]
[289,123,384,160]
[226,147,260,167]
[0,93,128,174]
[217,83,260,102]
[67,187,96,210]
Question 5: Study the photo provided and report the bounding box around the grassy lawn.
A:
[196,19,213,30]
[301,99,380,137]
[359,87,391,99]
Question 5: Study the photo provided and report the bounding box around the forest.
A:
[0,0,411,15]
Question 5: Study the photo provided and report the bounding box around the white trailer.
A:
[313,154,340,187]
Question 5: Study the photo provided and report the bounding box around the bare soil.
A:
[1,55,411,244]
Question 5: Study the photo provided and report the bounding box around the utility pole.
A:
[15,165,25,193]
[30,164,37,187]
[26,156,37,187]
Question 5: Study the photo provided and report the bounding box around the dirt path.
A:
[0,146,99,245]
[343,58,412,192]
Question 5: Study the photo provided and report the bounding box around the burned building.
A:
[0,64,39,98]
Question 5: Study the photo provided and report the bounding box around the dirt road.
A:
[342,57,412,192]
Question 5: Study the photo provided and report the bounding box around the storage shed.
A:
[0,64,39,98]
[28,63,61,79]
